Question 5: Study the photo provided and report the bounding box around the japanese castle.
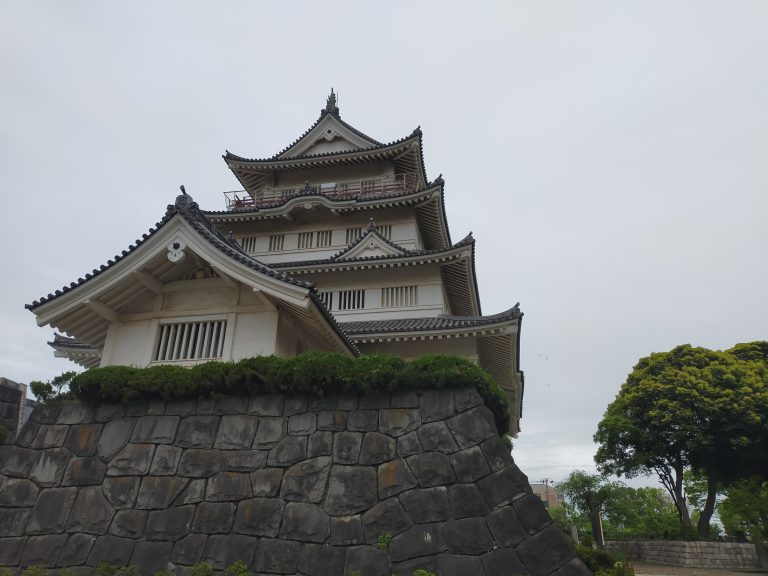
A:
[27,92,525,434]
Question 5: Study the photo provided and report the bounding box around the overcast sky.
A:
[1,1,766,488]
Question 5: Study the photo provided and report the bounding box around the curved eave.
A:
[275,110,384,159]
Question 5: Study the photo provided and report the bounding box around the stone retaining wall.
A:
[606,540,760,568]
[0,388,589,576]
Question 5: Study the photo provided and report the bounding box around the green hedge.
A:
[69,353,510,435]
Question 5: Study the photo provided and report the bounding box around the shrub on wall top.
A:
[68,353,510,435]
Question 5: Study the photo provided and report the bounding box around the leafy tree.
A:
[602,486,679,540]
[719,477,768,568]
[30,371,78,403]
[594,343,768,537]
[557,471,623,547]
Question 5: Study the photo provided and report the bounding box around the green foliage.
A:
[89,563,134,576]
[0,569,13,576]
[576,545,616,574]
[21,568,46,576]
[30,370,79,403]
[153,570,174,576]
[223,561,249,576]
[719,477,768,542]
[69,352,511,434]
[412,571,436,576]
[602,486,679,540]
[58,570,77,576]
[190,563,214,576]
[557,470,623,546]
[376,533,393,550]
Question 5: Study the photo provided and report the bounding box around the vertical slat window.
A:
[345,227,363,244]
[338,290,365,310]
[318,291,334,310]
[381,286,418,308]
[298,232,314,249]
[378,225,392,239]
[268,234,285,252]
[240,237,258,253]
[316,230,332,247]
[154,320,227,362]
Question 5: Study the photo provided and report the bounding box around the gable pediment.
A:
[334,228,410,261]
[278,115,377,159]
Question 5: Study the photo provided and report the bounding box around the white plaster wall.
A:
[230,310,278,359]
[275,314,300,357]
[101,320,155,367]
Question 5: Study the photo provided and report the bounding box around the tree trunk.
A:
[671,464,693,535]
[590,509,605,548]
[754,539,768,570]
[696,474,717,538]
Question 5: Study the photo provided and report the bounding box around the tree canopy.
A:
[594,342,768,536]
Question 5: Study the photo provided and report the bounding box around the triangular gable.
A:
[277,112,381,159]
[333,221,411,261]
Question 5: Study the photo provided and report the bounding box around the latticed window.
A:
[268,234,285,251]
[298,232,314,249]
[154,320,227,362]
[377,225,392,239]
[317,291,334,310]
[345,227,363,244]
[239,236,258,253]
[381,286,418,308]
[316,230,332,247]
[338,290,365,310]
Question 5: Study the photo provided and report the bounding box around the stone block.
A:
[0,536,26,566]
[145,400,165,415]
[66,486,115,535]
[325,465,377,516]
[0,477,38,507]
[249,394,284,416]
[443,517,494,554]
[143,505,195,541]
[21,533,67,566]
[150,444,182,475]
[333,431,362,464]
[131,415,179,444]
[514,492,553,534]
[436,553,485,576]
[214,414,258,449]
[480,435,513,472]
[280,502,330,543]
[233,498,284,537]
[27,487,77,534]
[477,464,530,509]
[420,389,455,422]
[30,403,60,424]
[407,452,455,487]
[136,476,187,508]
[253,416,287,448]
[178,449,223,477]
[284,395,308,415]
[206,471,252,501]
[317,410,347,431]
[97,418,134,460]
[164,398,196,417]
[280,456,331,503]
[267,435,307,467]
[107,443,155,476]
[347,410,378,432]
[289,412,317,435]
[192,501,236,534]
[62,457,107,486]
[131,541,172,575]
[88,535,135,565]
[446,405,497,449]
[57,402,93,425]
[251,467,284,498]
[102,476,140,509]
[358,393,390,409]
[196,398,214,415]
[453,387,484,411]
[253,538,301,574]
[309,394,338,412]
[64,424,102,456]
[308,430,333,457]
[379,408,420,437]
[517,525,576,574]
[171,533,208,565]
[94,404,125,422]
[555,558,593,576]
[223,449,266,472]
[449,445,490,482]
[359,432,396,465]
[15,421,39,448]
[362,498,412,544]
[330,515,363,546]
[176,415,219,448]
[203,534,257,569]
[449,483,490,519]
[336,394,358,410]
[399,487,450,523]
[345,545,390,576]
[377,458,417,499]
[391,391,419,408]
[0,445,35,477]
[214,396,247,415]
[175,478,206,505]
[32,424,69,448]
[109,509,148,538]
[58,532,95,566]
[418,421,459,453]
[0,508,30,537]
[392,555,438,576]
[298,543,347,576]
[29,447,71,486]
[397,431,423,457]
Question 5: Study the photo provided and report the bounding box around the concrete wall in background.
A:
[606,540,760,569]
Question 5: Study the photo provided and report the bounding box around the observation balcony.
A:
[224,172,419,210]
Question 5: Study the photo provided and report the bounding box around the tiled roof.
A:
[48,333,95,350]
[340,306,522,336]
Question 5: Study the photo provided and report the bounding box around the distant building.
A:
[531,482,564,508]
[0,377,28,435]
[25,93,525,434]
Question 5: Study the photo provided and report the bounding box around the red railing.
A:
[224,173,418,210]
